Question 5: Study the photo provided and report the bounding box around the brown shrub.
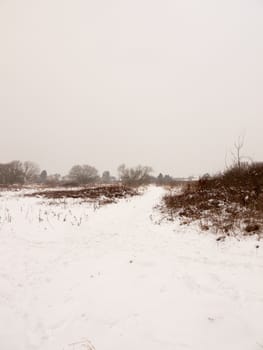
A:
[162,163,263,236]
[26,184,138,203]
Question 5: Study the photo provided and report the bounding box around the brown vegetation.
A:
[163,163,263,237]
[118,164,153,186]
[26,184,139,204]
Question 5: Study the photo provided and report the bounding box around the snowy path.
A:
[0,186,263,350]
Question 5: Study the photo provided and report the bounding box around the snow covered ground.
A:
[0,186,262,350]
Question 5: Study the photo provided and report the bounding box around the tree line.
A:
[0,160,179,186]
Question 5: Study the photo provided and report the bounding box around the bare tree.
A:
[118,164,153,185]
[39,170,48,183]
[157,173,164,184]
[101,170,111,184]
[229,135,253,171]
[45,173,61,186]
[0,163,8,184]
[231,135,245,170]
[23,161,40,183]
[0,161,24,185]
[68,164,99,185]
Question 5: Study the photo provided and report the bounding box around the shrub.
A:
[162,163,263,236]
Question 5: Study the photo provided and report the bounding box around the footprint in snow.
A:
[66,338,96,350]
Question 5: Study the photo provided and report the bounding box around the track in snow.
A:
[0,186,263,350]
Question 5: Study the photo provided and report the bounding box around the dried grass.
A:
[162,164,263,237]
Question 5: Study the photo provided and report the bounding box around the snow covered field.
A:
[0,186,262,350]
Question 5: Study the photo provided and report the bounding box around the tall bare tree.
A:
[0,161,24,184]
[229,135,253,171]
[23,161,40,183]
[68,164,99,184]
[118,164,153,185]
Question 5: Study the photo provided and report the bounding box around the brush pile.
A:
[26,184,138,204]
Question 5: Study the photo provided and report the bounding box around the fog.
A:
[1,0,263,176]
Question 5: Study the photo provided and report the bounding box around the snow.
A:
[0,186,263,350]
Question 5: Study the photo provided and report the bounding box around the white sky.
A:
[1,0,263,177]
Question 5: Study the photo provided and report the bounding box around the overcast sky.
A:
[1,0,263,177]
